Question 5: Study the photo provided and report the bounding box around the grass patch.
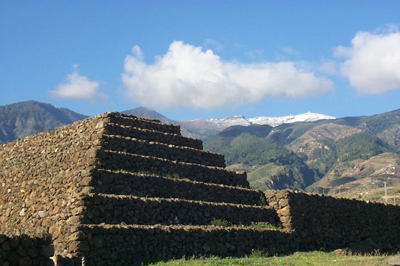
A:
[248,221,280,230]
[143,250,397,266]
[209,219,280,230]
[210,219,232,227]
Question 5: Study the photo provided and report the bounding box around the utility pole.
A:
[384,182,387,203]
[382,180,399,204]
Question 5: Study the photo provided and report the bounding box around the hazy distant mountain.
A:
[0,101,87,144]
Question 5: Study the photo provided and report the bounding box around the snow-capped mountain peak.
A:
[248,112,336,127]
[189,112,335,129]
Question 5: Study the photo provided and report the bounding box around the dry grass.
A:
[143,250,398,266]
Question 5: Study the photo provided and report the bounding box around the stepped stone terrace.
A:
[1,112,399,265]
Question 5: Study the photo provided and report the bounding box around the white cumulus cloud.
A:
[50,65,107,100]
[122,41,333,109]
[335,26,400,94]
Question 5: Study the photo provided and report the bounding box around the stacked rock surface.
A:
[0,112,278,265]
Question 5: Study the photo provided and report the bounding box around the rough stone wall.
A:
[101,134,225,167]
[91,169,264,205]
[99,150,248,187]
[60,224,294,266]
[102,123,203,150]
[0,119,108,261]
[0,231,54,266]
[79,194,278,226]
[102,112,181,135]
[54,189,400,264]
[0,114,106,247]
[266,190,400,253]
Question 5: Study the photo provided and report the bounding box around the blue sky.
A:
[1,1,399,120]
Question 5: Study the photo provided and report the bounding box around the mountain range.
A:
[123,107,335,140]
[0,101,335,143]
[1,101,399,203]
[204,108,400,202]
[0,101,87,144]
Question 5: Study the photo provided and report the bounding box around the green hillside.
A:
[204,109,400,195]
[206,132,320,191]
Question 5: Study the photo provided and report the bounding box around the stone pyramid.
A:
[1,112,290,265]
